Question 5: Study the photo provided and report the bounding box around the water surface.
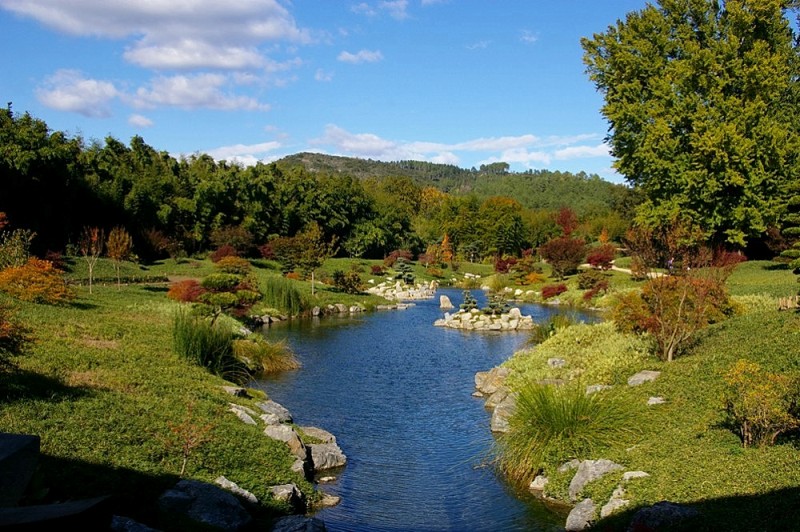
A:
[255,288,591,531]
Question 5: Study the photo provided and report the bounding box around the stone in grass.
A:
[586,384,613,395]
[255,400,293,423]
[626,501,700,531]
[158,479,252,532]
[221,386,249,398]
[548,357,567,368]
[268,484,306,514]
[228,404,257,425]
[565,498,596,531]
[622,471,650,481]
[647,396,666,405]
[529,475,549,492]
[215,476,258,505]
[299,426,337,444]
[569,459,624,501]
[627,370,661,386]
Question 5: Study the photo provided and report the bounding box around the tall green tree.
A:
[583,0,800,246]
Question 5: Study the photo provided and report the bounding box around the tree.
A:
[106,226,133,289]
[582,0,800,247]
[79,226,104,294]
[539,236,587,280]
[295,222,337,296]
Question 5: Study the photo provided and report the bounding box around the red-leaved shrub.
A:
[210,245,238,263]
[541,283,568,300]
[587,244,616,270]
[167,279,206,303]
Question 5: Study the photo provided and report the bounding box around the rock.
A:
[308,443,347,471]
[626,501,700,531]
[490,393,517,433]
[260,413,283,425]
[334,304,347,313]
[0,432,40,507]
[529,475,549,491]
[586,384,613,395]
[508,308,522,318]
[228,404,257,425]
[627,370,661,386]
[158,479,252,531]
[622,471,650,481]
[440,295,454,309]
[264,425,307,461]
[547,358,567,368]
[111,515,160,531]
[647,396,666,405]
[268,483,306,513]
[565,498,596,531]
[291,459,307,477]
[601,495,630,518]
[433,319,447,327]
[271,515,327,532]
[255,400,292,423]
[300,426,336,443]
[558,459,581,473]
[484,386,509,409]
[312,306,321,316]
[215,476,258,505]
[318,476,336,483]
[475,367,510,395]
[221,386,249,398]
[316,491,341,508]
[568,459,624,501]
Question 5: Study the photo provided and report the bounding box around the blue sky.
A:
[0,1,649,182]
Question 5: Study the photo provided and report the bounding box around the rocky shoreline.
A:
[434,307,535,331]
[474,366,699,531]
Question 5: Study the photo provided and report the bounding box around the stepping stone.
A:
[627,370,661,386]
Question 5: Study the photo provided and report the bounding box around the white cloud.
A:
[3,0,313,70]
[35,69,118,117]
[466,40,491,50]
[337,49,384,63]
[131,74,270,111]
[128,114,154,127]
[554,143,610,160]
[309,125,611,170]
[206,141,282,163]
[351,2,377,17]
[380,0,409,20]
[520,30,538,44]
[315,69,334,82]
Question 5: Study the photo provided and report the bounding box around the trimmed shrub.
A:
[542,283,568,300]
[586,243,616,271]
[0,258,74,305]
[577,269,606,290]
[384,249,413,268]
[214,256,252,275]
[167,279,206,303]
[200,273,241,292]
[370,265,385,276]
[494,256,518,274]
[539,236,586,280]
[723,359,800,447]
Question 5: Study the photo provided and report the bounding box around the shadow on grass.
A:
[763,262,789,271]
[0,369,95,404]
[593,486,800,531]
[68,300,99,311]
[141,285,169,293]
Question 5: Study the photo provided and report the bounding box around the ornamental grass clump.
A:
[172,310,246,383]
[262,276,306,315]
[498,381,638,484]
[232,336,299,374]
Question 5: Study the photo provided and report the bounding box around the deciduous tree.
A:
[106,226,133,289]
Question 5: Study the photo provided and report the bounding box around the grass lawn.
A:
[0,280,313,527]
[498,260,800,530]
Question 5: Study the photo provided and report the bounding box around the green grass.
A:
[261,275,307,315]
[0,284,313,526]
[499,260,800,530]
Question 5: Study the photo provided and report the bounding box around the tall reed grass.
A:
[232,337,300,374]
[172,310,247,383]
[497,381,637,484]
[262,276,306,315]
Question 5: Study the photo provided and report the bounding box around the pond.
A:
[254,288,595,531]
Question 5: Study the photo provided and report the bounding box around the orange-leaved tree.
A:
[106,226,134,289]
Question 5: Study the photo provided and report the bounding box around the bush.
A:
[370,265,385,276]
[586,243,616,271]
[209,245,238,263]
[723,359,800,448]
[0,258,74,305]
[0,303,31,367]
[494,256,518,274]
[214,256,252,275]
[332,270,363,294]
[577,269,606,290]
[167,279,206,303]
[527,314,577,345]
[200,273,241,292]
[0,228,35,270]
[384,249,413,268]
[210,225,255,255]
[539,237,586,280]
[497,381,637,484]
[521,272,547,285]
[542,284,568,300]
[262,276,306,315]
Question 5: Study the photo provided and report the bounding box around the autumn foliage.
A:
[167,279,206,303]
[541,283,568,300]
[0,258,74,305]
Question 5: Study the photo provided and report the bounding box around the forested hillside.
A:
[1,107,635,261]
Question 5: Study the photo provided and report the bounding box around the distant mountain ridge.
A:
[275,152,632,215]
